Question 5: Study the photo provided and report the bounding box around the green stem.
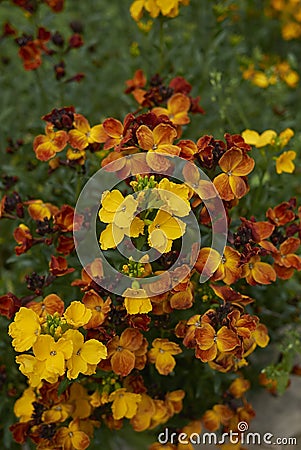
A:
[159,17,165,72]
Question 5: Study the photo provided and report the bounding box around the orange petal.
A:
[229,175,248,199]
[136,125,154,150]
[216,326,240,352]
[195,344,217,362]
[103,118,123,138]
[219,148,243,173]
[232,154,255,176]
[111,348,135,377]
[153,123,177,146]
[213,173,233,201]
[280,237,300,255]
[252,262,276,284]
[195,323,215,350]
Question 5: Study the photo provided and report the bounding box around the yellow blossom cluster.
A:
[9,304,107,386]
[242,128,296,174]
[242,59,299,88]
[265,0,301,40]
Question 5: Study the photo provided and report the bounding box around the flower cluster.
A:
[265,0,301,40]
[242,56,299,89]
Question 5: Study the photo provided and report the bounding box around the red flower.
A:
[0,293,20,319]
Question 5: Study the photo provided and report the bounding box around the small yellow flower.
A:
[42,403,73,423]
[241,129,277,148]
[148,210,185,253]
[123,288,153,315]
[14,388,36,422]
[276,151,296,174]
[148,338,182,375]
[64,329,107,379]
[109,388,141,420]
[33,334,73,377]
[157,178,191,217]
[8,307,41,352]
[99,190,144,250]
[64,301,92,328]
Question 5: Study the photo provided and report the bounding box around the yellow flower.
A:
[14,388,36,422]
[148,338,182,375]
[241,129,277,148]
[109,388,142,420]
[33,334,73,377]
[279,128,294,147]
[8,307,41,352]
[276,151,296,174]
[123,288,152,314]
[68,383,92,419]
[64,301,92,328]
[148,210,185,253]
[157,178,191,217]
[99,190,144,250]
[64,329,107,379]
[99,190,138,228]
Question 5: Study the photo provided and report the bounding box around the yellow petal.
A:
[241,129,259,146]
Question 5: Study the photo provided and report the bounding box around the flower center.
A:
[95,306,102,312]
[50,350,57,356]
[227,170,232,176]
[76,348,82,356]
[159,348,165,354]
[117,346,123,352]
[152,144,158,150]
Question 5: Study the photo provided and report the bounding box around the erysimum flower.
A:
[242,255,276,285]
[213,148,255,200]
[148,210,185,253]
[82,290,111,328]
[157,178,191,217]
[123,288,152,315]
[148,338,182,375]
[195,323,240,362]
[33,123,68,161]
[64,301,92,328]
[136,123,180,155]
[32,334,73,377]
[8,307,41,352]
[130,393,156,431]
[13,388,36,423]
[55,418,90,450]
[241,129,277,148]
[107,328,144,377]
[99,190,144,250]
[275,150,296,174]
[152,93,190,125]
[64,329,107,379]
[68,114,107,150]
[109,388,141,420]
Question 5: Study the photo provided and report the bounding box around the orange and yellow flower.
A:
[148,338,182,375]
[33,123,68,161]
[213,148,255,200]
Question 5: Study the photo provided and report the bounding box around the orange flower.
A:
[130,393,156,431]
[228,377,250,399]
[136,123,180,155]
[82,290,111,328]
[202,404,233,431]
[53,204,75,232]
[148,338,182,375]
[195,323,240,362]
[102,114,134,150]
[27,294,64,317]
[125,69,147,104]
[213,148,255,200]
[152,93,190,125]
[68,114,107,150]
[107,328,144,377]
[227,310,258,339]
[266,200,295,226]
[33,123,68,161]
[49,255,75,277]
[195,246,241,285]
[242,255,276,285]
[273,237,301,279]
[55,418,90,450]
[13,224,33,255]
